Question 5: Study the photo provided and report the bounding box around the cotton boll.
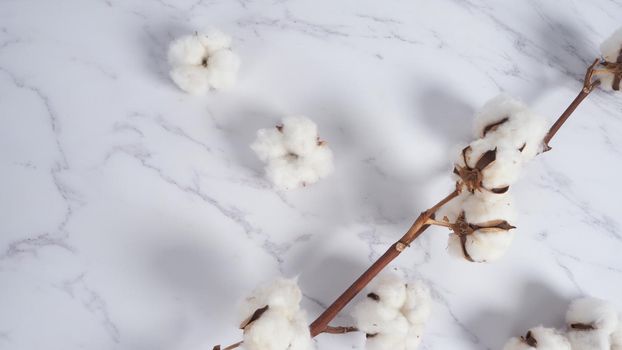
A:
[169,65,209,95]
[198,29,232,54]
[600,27,622,62]
[167,35,206,66]
[251,117,334,190]
[168,30,239,93]
[280,116,320,156]
[205,49,240,90]
[566,297,619,333]
[566,329,611,350]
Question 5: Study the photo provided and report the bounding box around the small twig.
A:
[425,218,453,228]
[323,325,359,334]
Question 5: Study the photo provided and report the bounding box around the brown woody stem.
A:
[309,188,461,337]
[543,59,601,150]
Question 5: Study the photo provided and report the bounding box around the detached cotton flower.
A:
[565,297,620,350]
[168,30,240,94]
[251,116,334,190]
[441,191,517,262]
[351,274,432,350]
[595,27,622,91]
[238,278,314,350]
[502,326,571,350]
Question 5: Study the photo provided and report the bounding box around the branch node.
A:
[395,242,408,252]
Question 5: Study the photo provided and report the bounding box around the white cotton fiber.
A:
[566,297,619,334]
[447,191,517,262]
[473,94,527,138]
[199,29,233,54]
[448,228,515,262]
[600,27,622,63]
[239,278,314,350]
[371,274,407,309]
[473,94,547,161]
[502,326,570,350]
[238,278,302,320]
[352,275,432,350]
[462,191,517,225]
[251,116,334,190]
[167,35,206,66]
[167,30,240,93]
[566,329,611,350]
[205,49,240,90]
[169,65,211,95]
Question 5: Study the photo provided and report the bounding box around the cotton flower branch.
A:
[212,27,620,350]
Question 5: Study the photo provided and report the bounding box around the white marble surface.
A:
[1,1,622,349]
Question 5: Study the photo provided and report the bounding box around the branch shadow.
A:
[136,21,196,88]
[416,86,475,146]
